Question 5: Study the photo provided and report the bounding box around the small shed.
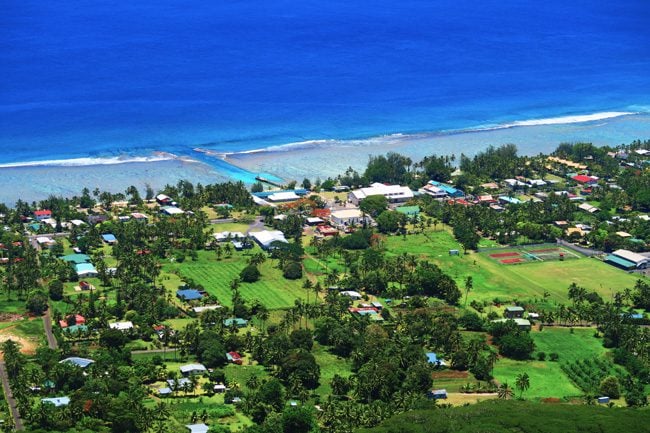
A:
[428,389,448,399]
[504,306,525,318]
[158,387,172,396]
[449,249,459,256]
[597,396,610,404]
[213,384,227,393]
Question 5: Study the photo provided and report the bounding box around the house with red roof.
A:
[59,314,86,328]
[34,210,52,221]
[572,175,598,185]
[226,351,243,365]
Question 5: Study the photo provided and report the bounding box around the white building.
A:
[348,183,413,205]
[250,230,288,250]
[267,191,300,202]
[611,249,650,269]
[330,209,370,228]
[214,231,246,242]
[109,321,134,331]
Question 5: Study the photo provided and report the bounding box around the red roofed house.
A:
[572,175,598,185]
[59,314,86,328]
[226,351,243,365]
[34,210,52,221]
[317,225,339,236]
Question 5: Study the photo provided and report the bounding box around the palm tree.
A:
[464,276,473,307]
[515,372,530,399]
[498,382,513,399]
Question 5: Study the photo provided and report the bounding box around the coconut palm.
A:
[515,372,530,399]
[498,382,514,399]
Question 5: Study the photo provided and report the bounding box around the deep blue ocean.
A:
[2,0,650,171]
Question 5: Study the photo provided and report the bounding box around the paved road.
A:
[0,361,24,430]
[245,217,265,235]
[556,238,603,257]
[43,309,58,350]
[209,218,235,224]
[131,348,179,355]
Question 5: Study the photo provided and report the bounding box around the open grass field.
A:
[492,357,582,399]
[164,249,308,309]
[492,328,609,400]
[384,230,645,304]
[532,327,607,363]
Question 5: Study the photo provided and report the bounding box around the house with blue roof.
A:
[425,352,447,367]
[498,196,522,205]
[176,289,203,301]
[102,234,117,244]
[427,181,464,198]
[74,262,98,278]
[59,357,94,368]
[41,396,70,407]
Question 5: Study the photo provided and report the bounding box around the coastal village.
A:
[0,142,649,432]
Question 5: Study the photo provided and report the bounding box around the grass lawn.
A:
[164,249,308,309]
[208,222,252,234]
[532,327,607,362]
[312,343,353,397]
[225,363,269,389]
[384,230,645,304]
[0,297,27,316]
[492,328,608,400]
[492,357,581,399]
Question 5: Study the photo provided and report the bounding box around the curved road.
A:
[43,309,58,350]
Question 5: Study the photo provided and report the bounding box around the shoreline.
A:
[1,110,649,204]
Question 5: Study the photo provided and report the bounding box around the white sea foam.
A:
[0,153,178,169]
[503,111,636,127]
[212,111,640,159]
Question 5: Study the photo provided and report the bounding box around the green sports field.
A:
[384,230,645,304]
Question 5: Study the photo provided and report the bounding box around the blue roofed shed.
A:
[177,289,203,301]
[102,234,117,243]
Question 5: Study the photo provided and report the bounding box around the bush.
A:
[240,264,261,283]
[599,376,620,399]
[26,291,49,315]
[48,280,64,301]
[537,352,546,361]
[459,312,484,331]
[283,261,303,280]
[549,353,559,362]
[498,332,535,360]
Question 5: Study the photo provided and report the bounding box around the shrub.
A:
[283,261,303,280]
[537,352,546,361]
[599,376,620,399]
[549,353,559,362]
[240,264,261,283]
